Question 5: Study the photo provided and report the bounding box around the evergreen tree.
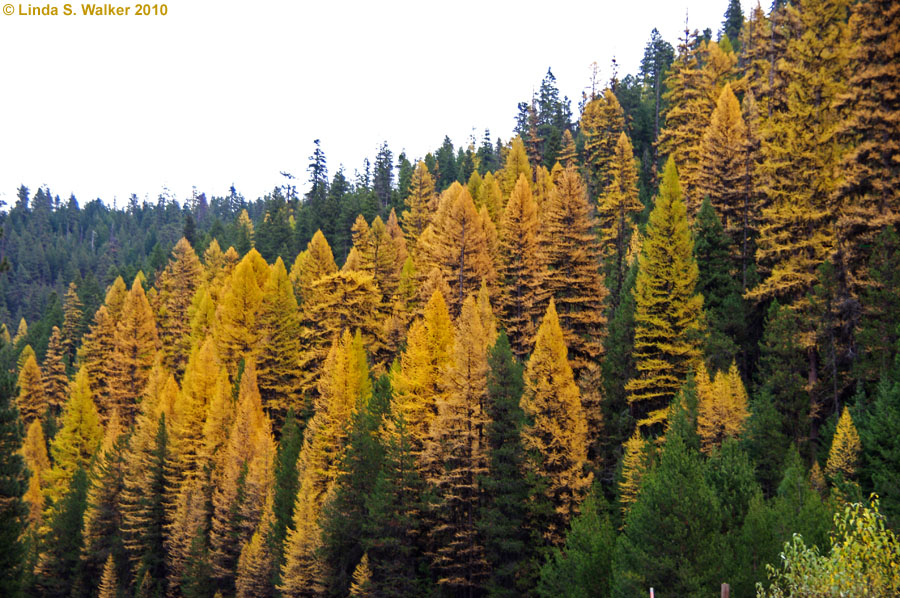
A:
[479,332,535,597]
[626,158,704,432]
[0,354,26,598]
[536,491,615,598]
[269,409,304,589]
[34,467,90,598]
[722,0,743,50]
[693,197,745,372]
[612,427,723,598]
[859,376,900,521]
[520,299,592,545]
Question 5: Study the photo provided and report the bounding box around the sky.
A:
[0,0,760,207]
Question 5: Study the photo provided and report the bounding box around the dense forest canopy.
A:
[1,0,900,597]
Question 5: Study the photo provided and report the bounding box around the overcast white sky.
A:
[0,0,759,207]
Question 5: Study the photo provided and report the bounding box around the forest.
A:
[1,0,899,596]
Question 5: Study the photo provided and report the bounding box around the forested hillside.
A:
[1,0,899,596]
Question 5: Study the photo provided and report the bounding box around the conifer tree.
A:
[417,183,496,315]
[34,467,90,598]
[401,161,438,252]
[237,208,255,253]
[44,367,102,504]
[270,410,304,588]
[825,406,861,482]
[281,331,371,597]
[696,362,750,454]
[477,171,504,225]
[618,431,648,517]
[0,356,25,598]
[391,290,454,462]
[581,89,626,198]
[597,132,642,303]
[22,420,48,527]
[16,351,47,425]
[155,238,203,375]
[209,362,276,592]
[235,493,276,598]
[97,554,118,598]
[750,0,851,370]
[498,174,546,357]
[42,327,67,415]
[859,377,900,520]
[480,332,536,598]
[165,476,209,594]
[521,299,592,544]
[627,158,704,431]
[257,258,303,424]
[215,249,268,376]
[348,553,373,597]
[108,277,159,424]
[290,230,338,305]
[423,296,491,593]
[557,129,577,167]
[199,367,235,471]
[500,137,533,196]
[613,427,723,598]
[693,197,745,372]
[833,0,900,287]
[61,281,84,367]
[297,270,380,396]
[81,409,128,594]
[540,166,608,378]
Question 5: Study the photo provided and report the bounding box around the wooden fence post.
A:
[721,582,730,598]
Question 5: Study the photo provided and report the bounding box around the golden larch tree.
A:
[581,88,626,198]
[618,430,648,517]
[696,362,750,454]
[500,137,533,197]
[540,165,608,378]
[497,174,546,358]
[402,161,438,252]
[155,237,203,376]
[424,295,491,593]
[417,183,496,316]
[290,229,338,305]
[520,299,592,544]
[61,281,83,365]
[825,407,862,481]
[22,420,50,527]
[626,158,704,432]
[16,350,47,425]
[597,132,643,299]
[209,361,276,587]
[42,326,68,414]
[215,248,269,376]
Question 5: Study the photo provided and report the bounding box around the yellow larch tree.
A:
[290,229,338,305]
[540,165,608,379]
[215,248,269,377]
[520,299,592,544]
[208,360,276,588]
[626,158,704,432]
[618,430,648,517]
[297,269,380,396]
[348,553,373,598]
[696,362,750,454]
[155,237,203,376]
[237,208,255,252]
[424,295,491,593]
[61,281,84,365]
[281,330,371,597]
[16,350,47,425]
[417,182,496,316]
[42,326,68,415]
[97,554,118,598]
[21,420,50,527]
[500,137,533,196]
[390,289,455,462]
[257,257,304,423]
[558,128,578,167]
[43,366,103,504]
[107,276,159,424]
[825,407,862,481]
[198,366,235,473]
[597,132,643,300]
[235,491,276,598]
[402,160,438,252]
[476,171,504,225]
[103,276,129,323]
[581,88,626,198]
[497,174,546,358]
